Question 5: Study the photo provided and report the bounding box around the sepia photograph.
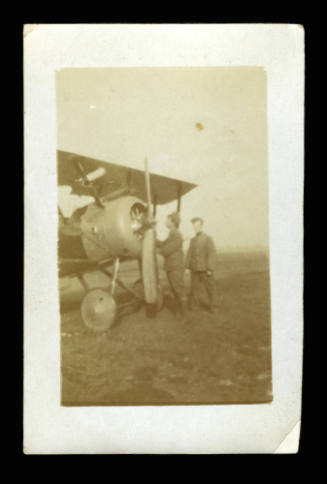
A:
[24,24,303,453]
[57,67,272,406]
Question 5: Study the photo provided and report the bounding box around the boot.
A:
[178,298,189,325]
[188,296,200,312]
[205,300,216,314]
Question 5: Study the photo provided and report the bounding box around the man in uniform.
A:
[185,217,217,313]
[156,212,188,324]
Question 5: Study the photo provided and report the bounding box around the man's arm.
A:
[207,236,217,272]
[185,240,192,269]
[156,238,165,248]
[159,232,183,257]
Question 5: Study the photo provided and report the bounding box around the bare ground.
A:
[61,257,272,406]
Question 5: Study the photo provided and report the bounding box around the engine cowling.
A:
[80,195,147,261]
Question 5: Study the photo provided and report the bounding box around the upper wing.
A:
[57,150,197,205]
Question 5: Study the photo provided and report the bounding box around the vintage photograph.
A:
[57,67,272,406]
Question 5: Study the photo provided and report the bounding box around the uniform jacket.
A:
[156,228,184,272]
[185,232,217,272]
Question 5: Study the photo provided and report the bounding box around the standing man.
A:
[156,212,188,324]
[186,217,217,313]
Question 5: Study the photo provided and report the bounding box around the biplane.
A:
[58,150,197,331]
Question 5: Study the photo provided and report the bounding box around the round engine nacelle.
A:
[80,196,147,261]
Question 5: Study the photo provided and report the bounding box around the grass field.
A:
[60,252,272,405]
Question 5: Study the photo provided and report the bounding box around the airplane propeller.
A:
[141,158,158,305]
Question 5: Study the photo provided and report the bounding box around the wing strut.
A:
[111,258,120,296]
[75,160,104,208]
[142,158,158,304]
[177,183,182,212]
[153,193,157,217]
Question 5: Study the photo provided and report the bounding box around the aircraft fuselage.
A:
[59,195,147,263]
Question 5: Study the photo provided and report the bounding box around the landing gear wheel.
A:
[81,288,117,331]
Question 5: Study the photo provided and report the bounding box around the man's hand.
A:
[143,218,157,230]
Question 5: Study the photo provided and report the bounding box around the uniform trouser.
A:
[166,270,187,317]
[190,271,215,309]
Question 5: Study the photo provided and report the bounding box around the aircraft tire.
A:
[80,288,116,331]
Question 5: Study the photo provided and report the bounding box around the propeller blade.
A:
[142,228,158,304]
[141,157,158,304]
[144,157,152,218]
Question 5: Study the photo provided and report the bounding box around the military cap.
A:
[191,217,204,224]
[168,212,181,227]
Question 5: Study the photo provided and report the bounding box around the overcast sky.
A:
[57,67,268,251]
